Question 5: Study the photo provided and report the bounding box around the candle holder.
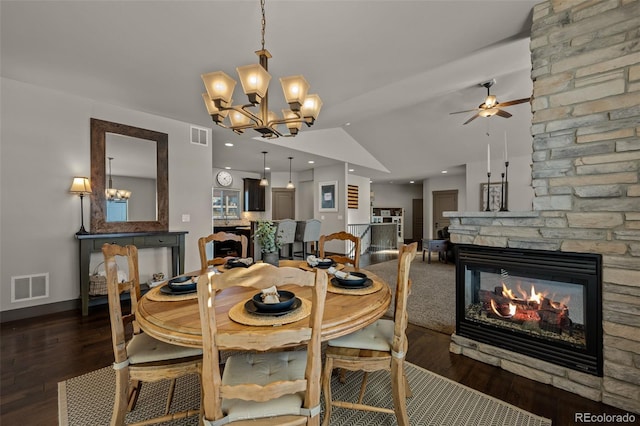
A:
[500,161,509,212]
[485,172,492,212]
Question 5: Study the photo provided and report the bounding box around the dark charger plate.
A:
[160,283,197,295]
[166,275,197,292]
[333,271,368,286]
[330,277,373,289]
[244,297,302,316]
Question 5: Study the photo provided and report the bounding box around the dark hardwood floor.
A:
[1,251,627,425]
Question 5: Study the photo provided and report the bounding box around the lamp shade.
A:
[236,63,271,104]
[280,75,309,111]
[484,95,497,108]
[202,93,231,124]
[301,94,323,123]
[229,110,252,129]
[282,109,303,134]
[69,177,92,194]
[201,71,236,106]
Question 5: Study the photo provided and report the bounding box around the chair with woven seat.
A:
[321,242,418,426]
[102,243,202,426]
[198,231,248,273]
[196,262,328,426]
[318,231,361,268]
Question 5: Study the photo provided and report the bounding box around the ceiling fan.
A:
[450,79,530,125]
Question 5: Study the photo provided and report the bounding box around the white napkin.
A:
[333,270,362,280]
[307,255,332,267]
[261,285,280,303]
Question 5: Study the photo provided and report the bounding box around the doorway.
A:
[432,190,457,238]
[272,188,295,220]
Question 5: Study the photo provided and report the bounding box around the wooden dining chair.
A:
[321,243,417,426]
[198,231,248,272]
[102,243,202,426]
[196,262,328,426]
[318,231,361,268]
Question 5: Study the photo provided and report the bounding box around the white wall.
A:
[465,153,534,212]
[1,77,212,313]
[347,174,371,225]
[313,163,347,254]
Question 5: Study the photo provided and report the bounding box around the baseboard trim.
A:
[0,299,79,323]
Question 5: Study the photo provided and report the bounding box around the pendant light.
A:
[260,151,269,186]
[286,157,295,189]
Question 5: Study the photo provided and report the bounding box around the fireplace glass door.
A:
[456,245,602,376]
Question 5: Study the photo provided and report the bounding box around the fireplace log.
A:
[479,289,571,334]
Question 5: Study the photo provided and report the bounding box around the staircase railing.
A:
[347,223,371,256]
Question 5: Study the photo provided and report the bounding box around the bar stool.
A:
[275,219,296,259]
[294,219,322,259]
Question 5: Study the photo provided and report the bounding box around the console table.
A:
[76,231,187,316]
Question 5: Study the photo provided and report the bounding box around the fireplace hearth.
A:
[456,244,602,376]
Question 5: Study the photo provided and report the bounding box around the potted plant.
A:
[254,219,282,266]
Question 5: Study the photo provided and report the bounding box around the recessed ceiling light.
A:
[409,180,415,184]
[344,122,351,126]
[265,167,271,170]
[225,166,231,170]
[224,142,234,147]
[348,168,354,172]
[308,160,315,164]
[441,170,448,174]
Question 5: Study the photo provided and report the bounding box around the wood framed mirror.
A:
[90,118,168,233]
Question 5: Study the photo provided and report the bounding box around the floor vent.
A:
[12,273,49,302]
[190,125,210,147]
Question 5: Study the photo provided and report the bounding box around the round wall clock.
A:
[216,171,233,187]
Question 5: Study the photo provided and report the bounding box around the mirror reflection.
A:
[105,133,157,222]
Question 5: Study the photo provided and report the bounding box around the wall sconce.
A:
[69,177,92,235]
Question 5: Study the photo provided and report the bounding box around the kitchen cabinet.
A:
[243,178,265,211]
[213,189,241,220]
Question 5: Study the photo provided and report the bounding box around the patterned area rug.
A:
[364,256,456,333]
[58,363,551,425]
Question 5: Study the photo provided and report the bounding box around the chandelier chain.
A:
[260,0,266,51]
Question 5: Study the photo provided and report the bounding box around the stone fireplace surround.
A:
[445,0,639,415]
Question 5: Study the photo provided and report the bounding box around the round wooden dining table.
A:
[136,260,392,349]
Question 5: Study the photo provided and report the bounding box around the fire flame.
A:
[501,282,545,304]
[490,299,516,318]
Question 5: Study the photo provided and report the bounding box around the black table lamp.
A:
[69,177,92,235]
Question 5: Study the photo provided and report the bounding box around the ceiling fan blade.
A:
[463,113,480,125]
[497,97,531,108]
[450,108,479,115]
[495,109,512,118]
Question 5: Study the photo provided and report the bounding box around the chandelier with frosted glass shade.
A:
[201,0,322,138]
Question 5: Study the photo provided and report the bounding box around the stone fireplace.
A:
[446,0,639,415]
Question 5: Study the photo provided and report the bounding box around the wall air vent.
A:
[11,273,49,302]
[190,125,210,147]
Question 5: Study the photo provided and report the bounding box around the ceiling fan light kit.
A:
[450,79,530,125]
[201,0,322,138]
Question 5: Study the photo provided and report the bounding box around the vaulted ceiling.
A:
[1,0,538,182]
